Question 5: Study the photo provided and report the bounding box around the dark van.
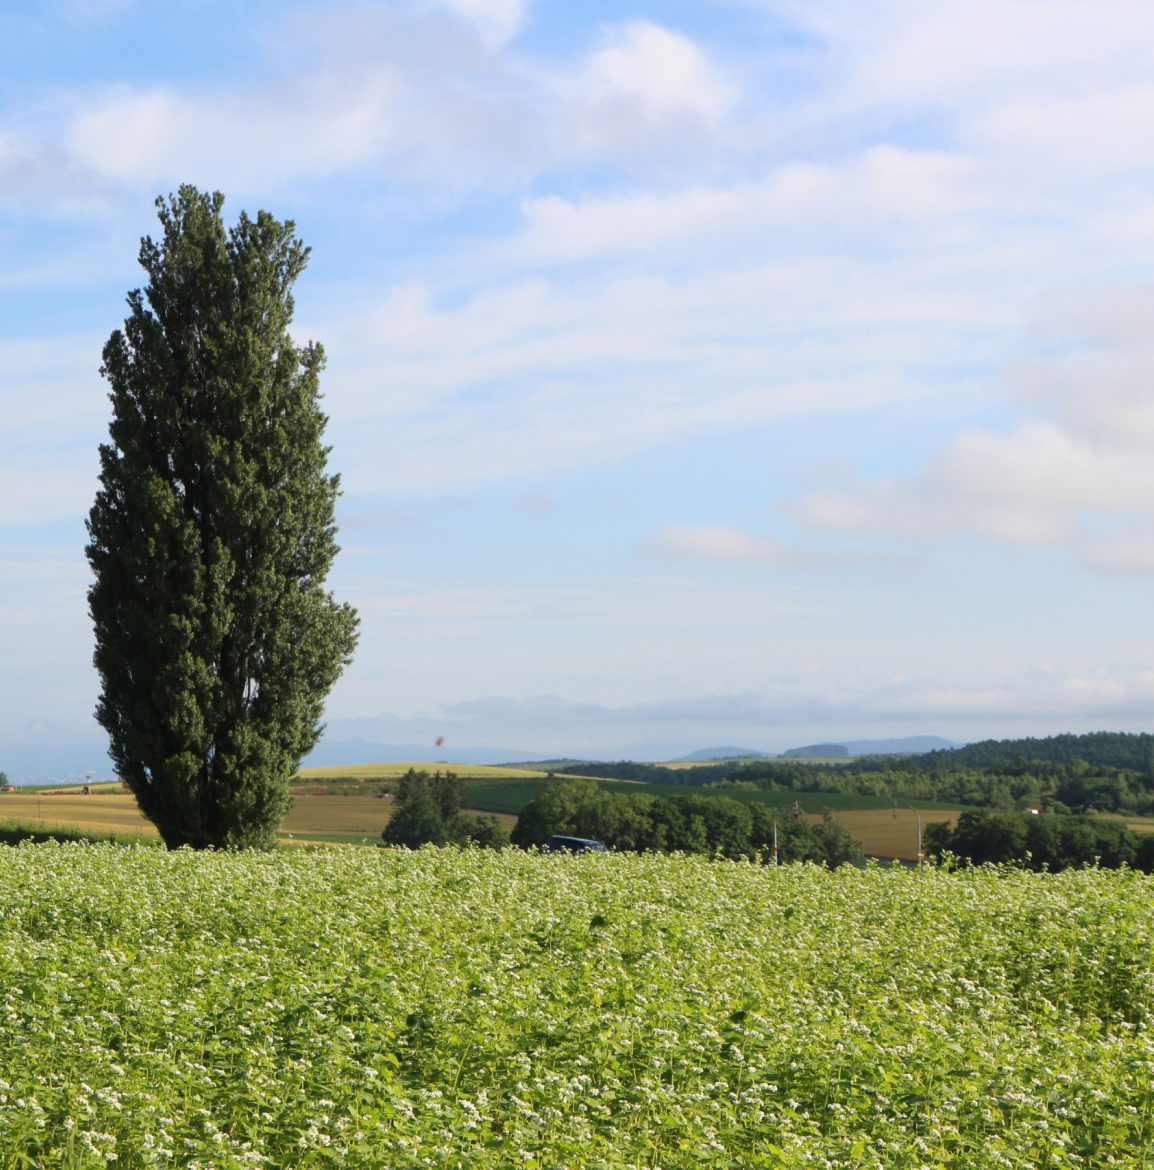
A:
[545,835,608,854]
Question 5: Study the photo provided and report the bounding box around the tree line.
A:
[381,773,865,865]
[907,731,1154,772]
[510,779,864,866]
[924,810,1154,871]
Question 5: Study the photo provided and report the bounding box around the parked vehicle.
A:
[545,835,608,854]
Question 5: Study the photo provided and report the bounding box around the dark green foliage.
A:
[536,732,1154,819]
[511,778,606,847]
[86,187,359,850]
[396,767,461,821]
[510,780,862,867]
[382,791,449,848]
[915,730,1154,771]
[922,820,953,857]
[452,814,511,849]
[925,810,1147,872]
[383,770,508,850]
[815,810,866,867]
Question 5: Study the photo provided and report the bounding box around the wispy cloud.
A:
[789,287,1154,573]
[432,0,528,47]
[644,525,802,565]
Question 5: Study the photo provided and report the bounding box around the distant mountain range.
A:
[674,746,771,762]
[674,736,962,763]
[5,733,968,781]
[303,736,965,770]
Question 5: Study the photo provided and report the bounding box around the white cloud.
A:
[553,21,735,158]
[432,0,527,47]
[319,663,1154,755]
[790,287,1154,570]
[67,72,396,189]
[972,86,1154,176]
[512,146,975,266]
[644,525,799,565]
[317,251,982,494]
[762,0,1154,109]
[1080,533,1154,576]
[579,21,733,122]
[53,13,734,198]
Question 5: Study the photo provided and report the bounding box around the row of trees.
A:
[510,779,864,866]
[925,810,1154,871]
[559,754,1154,816]
[707,762,1154,814]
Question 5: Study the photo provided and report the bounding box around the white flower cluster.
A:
[0,843,1148,1166]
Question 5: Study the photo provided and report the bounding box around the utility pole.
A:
[893,801,923,863]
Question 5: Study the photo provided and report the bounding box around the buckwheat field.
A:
[0,844,1151,1167]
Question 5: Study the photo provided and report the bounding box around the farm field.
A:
[0,846,1151,1166]
[0,793,516,847]
[812,806,960,860]
[295,762,562,783]
[0,780,961,857]
[0,769,963,857]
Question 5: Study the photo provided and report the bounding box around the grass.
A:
[0,815,158,847]
[0,847,1151,1165]
[0,793,157,838]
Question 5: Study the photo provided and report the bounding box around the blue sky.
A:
[4,0,1154,773]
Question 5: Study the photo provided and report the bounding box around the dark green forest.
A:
[552,731,1154,815]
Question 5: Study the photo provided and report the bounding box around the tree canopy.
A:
[381,770,510,850]
[86,186,359,849]
[511,779,863,867]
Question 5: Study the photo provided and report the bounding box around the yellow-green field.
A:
[0,792,516,846]
[806,807,962,861]
[0,794,153,839]
[295,762,562,782]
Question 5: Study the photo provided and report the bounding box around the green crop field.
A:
[0,846,1151,1166]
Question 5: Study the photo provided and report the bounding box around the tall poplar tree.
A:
[86,186,359,849]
